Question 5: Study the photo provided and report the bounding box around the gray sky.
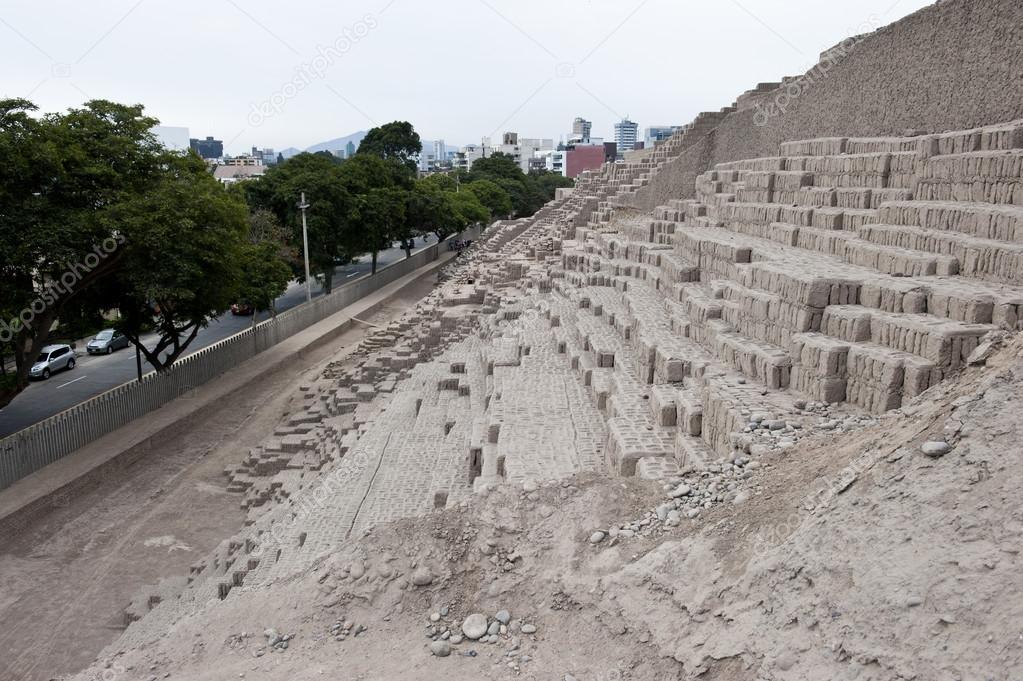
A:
[2,0,933,154]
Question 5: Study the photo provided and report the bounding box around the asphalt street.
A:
[0,241,426,437]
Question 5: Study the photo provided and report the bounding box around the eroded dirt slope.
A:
[73,339,1023,681]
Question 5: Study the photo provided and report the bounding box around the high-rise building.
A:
[433,140,445,162]
[614,119,639,156]
[189,136,224,160]
[345,141,356,158]
[571,117,592,144]
[613,120,638,156]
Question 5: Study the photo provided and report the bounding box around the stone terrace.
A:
[104,119,1023,653]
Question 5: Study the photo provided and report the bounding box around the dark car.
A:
[86,329,130,355]
[231,302,255,316]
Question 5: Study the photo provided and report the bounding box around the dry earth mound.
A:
[74,335,1023,680]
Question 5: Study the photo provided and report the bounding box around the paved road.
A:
[0,241,429,438]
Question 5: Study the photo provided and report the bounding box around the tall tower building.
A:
[614,118,639,155]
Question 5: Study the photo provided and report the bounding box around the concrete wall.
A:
[630,0,1023,210]
[0,245,440,491]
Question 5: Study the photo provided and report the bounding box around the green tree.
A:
[406,181,445,243]
[357,121,422,173]
[354,187,407,274]
[465,153,522,182]
[247,152,356,294]
[464,153,574,218]
[448,190,489,228]
[0,99,163,406]
[111,153,250,371]
[466,179,512,220]
[237,241,292,321]
[238,209,294,320]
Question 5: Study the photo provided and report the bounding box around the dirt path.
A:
[0,282,434,681]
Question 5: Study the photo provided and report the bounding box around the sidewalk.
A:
[0,249,457,523]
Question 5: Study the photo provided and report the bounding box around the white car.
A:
[30,344,76,380]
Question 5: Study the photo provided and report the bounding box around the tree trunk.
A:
[371,251,378,275]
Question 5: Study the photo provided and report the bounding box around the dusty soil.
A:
[0,279,437,681]
[68,337,1023,681]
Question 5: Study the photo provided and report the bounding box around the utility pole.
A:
[298,192,312,303]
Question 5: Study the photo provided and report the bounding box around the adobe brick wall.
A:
[629,0,1023,211]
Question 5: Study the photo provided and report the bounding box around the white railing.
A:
[0,244,441,490]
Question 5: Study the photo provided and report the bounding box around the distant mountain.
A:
[304,130,368,155]
[279,133,461,161]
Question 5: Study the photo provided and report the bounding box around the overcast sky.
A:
[2,0,933,154]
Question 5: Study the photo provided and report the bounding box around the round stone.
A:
[430,640,451,657]
[462,614,488,640]
[412,568,434,586]
[921,440,951,457]
[589,531,606,544]
[521,623,537,634]
[495,609,511,624]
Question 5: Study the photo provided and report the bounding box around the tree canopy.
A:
[357,121,422,173]
[462,152,573,217]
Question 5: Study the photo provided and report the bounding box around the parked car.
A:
[231,302,255,316]
[30,344,75,380]
[87,329,129,355]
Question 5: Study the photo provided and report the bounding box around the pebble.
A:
[921,440,951,457]
[462,614,488,640]
[670,484,692,498]
[430,640,452,657]
[589,531,606,544]
[521,623,537,634]
[495,610,511,624]
[412,568,434,587]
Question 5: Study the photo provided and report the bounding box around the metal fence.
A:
[0,244,441,491]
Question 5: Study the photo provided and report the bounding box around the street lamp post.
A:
[298,192,312,303]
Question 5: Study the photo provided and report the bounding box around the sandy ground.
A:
[67,337,1023,681]
[0,278,437,681]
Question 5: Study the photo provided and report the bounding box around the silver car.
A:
[30,344,76,380]
[87,329,130,355]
